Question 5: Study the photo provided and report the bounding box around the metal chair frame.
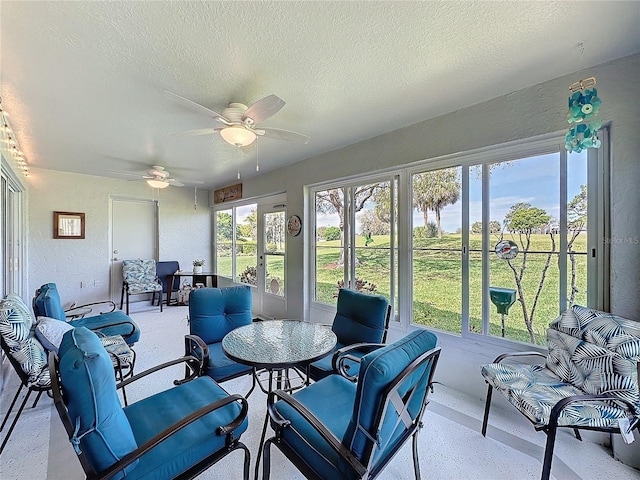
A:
[481,351,640,480]
[119,260,163,314]
[49,345,250,480]
[263,345,441,480]
[0,337,51,455]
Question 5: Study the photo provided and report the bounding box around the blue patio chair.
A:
[307,288,390,382]
[156,260,180,306]
[186,286,255,390]
[50,326,250,480]
[33,283,140,345]
[263,329,440,480]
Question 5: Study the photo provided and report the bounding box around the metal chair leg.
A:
[31,390,44,409]
[242,442,251,480]
[573,428,582,441]
[262,438,272,480]
[481,383,493,436]
[412,430,422,480]
[0,389,33,454]
[0,384,24,432]
[541,425,558,480]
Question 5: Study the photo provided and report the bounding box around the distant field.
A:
[218,232,588,345]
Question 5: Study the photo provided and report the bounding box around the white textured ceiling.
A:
[1,1,639,188]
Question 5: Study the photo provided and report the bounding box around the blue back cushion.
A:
[58,327,138,478]
[34,283,66,321]
[189,286,252,344]
[343,329,438,464]
[156,261,180,293]
[332,289,389,346]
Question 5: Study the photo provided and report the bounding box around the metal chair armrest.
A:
[66,300,117,315]
[116,355,201,391]
[182,334,210,379]
[267,389,368,477]
[94,393,249,480]
[331,342,386,381]
[492,351,547,364]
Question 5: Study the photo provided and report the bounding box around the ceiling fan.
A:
[109,165,202,189]
[166,91,310,146]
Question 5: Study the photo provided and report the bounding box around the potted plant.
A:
[192,259,205,274]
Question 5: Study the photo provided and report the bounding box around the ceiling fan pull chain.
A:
[256,141,260,172]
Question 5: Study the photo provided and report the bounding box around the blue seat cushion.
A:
[123,376,248,480]
[69,311,141,345]
[274,375,356,479]
[206,342,253,382]
[58,327,138,479]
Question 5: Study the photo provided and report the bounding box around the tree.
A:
[359,209,390,235]
[502,203,553,343]
[567,185,587,305]
[316,185,382,264]
[323,226,341,241]
[472,220,503,234]
[216,212,232,241]
[413,168,460,238]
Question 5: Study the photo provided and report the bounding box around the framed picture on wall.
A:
[53,211,85,239]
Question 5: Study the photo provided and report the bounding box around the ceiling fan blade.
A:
[242,94,285,125]
[172,127,224,136]
[105,170,146,178]
[258,127,310,144]
[164,91,232,125]
[168,179,185,187]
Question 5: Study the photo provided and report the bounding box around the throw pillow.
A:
[0,293,50,387]
[35,316,74,353]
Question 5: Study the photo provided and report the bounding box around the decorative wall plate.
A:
[287,215,301,236]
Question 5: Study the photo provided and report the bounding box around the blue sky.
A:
[417,151,587,233]
[316,150,588,233]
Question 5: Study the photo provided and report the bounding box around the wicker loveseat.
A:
[481,305,640,480]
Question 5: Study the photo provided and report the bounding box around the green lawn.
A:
[218,233,588,346]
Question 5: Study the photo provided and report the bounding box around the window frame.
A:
[307,129,609,348]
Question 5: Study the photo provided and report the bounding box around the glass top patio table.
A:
[222,319,337,370]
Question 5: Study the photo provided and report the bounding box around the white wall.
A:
[27,168,211,307]
[233,53,640,398]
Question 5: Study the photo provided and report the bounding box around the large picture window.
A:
[311,132,607,346]
[313,177,398,317]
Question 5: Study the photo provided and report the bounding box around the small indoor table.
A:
[167,272,218,305]
[222,320,337,480]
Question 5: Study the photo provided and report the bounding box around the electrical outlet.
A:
[93,279,102,287]
[80,281,87,288]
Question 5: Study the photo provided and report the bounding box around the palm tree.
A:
[413,168,460,238]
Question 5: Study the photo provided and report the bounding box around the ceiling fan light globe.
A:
[147,179,170,189]
[220,125,257,147]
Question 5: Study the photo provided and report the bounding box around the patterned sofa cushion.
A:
[548,305,640,411]
[0,294,50,387]
[483,305,639,431]
[481,362,633,428]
